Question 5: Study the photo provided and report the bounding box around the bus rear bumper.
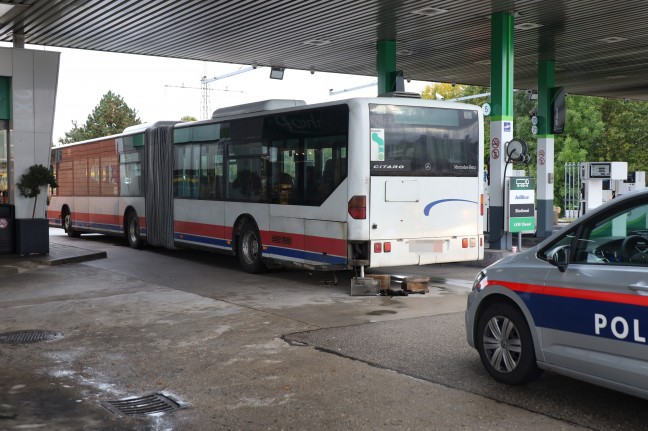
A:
[369,235,483,267]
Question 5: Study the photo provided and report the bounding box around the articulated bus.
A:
[49,97,484,273]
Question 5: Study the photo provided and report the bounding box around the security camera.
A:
[451,80,456,87]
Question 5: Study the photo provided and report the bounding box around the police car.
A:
[466,188,648,399]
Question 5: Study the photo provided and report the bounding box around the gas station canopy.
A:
[2,0,648,99]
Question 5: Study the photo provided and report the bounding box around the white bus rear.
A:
[346,99,484,268]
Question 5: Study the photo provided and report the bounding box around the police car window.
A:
[573,202,648,266]
[538,231,575,262]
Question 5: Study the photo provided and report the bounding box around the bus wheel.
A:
[126,211,143,249]
[238,220,267,274]
[63,209,80,238]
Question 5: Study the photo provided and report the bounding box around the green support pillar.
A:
[0,77,10,120]
[536,60,556,237]
[376,40,397,95]
[488,12,515,250]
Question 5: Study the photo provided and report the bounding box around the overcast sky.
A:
[4,44,429,143]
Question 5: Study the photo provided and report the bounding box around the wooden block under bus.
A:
[402,277,429,293]
[365,274,391,291]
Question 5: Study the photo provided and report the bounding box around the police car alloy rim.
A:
[482,315,522,373]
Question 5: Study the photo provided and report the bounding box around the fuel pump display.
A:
[580,162,628,215]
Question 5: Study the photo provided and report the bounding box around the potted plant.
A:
[15,164,58,255]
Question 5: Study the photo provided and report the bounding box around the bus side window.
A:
[200,142,223,200]
[319,157,347,199]
[305,166,317,203]
[320,158,335,197]
[276,172,293,204]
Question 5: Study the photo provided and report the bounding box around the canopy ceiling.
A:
[2,0,648,99]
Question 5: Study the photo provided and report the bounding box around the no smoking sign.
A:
[538,149,546,166]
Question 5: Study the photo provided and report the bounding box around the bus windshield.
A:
[369,104,479,177]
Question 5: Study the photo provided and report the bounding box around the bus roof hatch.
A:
[212,99,306,118]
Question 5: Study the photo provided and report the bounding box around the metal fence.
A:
[563,162,582,220]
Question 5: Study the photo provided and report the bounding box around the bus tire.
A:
[238,220,267,274]
[63,208,80,238]
[125,211,144,249]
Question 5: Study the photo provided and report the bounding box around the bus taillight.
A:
[348,195,366,219]
[480,194,484,216]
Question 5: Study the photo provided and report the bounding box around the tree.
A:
[421,83,488,104]
[180,115,197,122]
[16,164,58,218]
[59,91,141,144]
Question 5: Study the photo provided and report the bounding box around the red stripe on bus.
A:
[487,279,648,307]
[174,221,346,255]
[90,213,122,225]
[174,220,226,238]
[74,212,91,222]
[68,211,143,227]
[262,230,346,255]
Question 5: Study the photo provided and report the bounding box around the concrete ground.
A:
[0,230,589,431]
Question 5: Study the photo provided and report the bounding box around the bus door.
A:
[301,138,347,267]
[268,139,306,262]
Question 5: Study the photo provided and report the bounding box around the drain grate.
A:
[101,393,182,417]
[0,330,64,344]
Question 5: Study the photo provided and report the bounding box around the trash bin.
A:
[0,204,15,254]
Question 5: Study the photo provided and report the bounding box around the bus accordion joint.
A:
[348,195,367,219]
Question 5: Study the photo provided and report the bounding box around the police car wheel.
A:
[476,302,542,385]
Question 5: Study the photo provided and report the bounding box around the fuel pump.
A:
[503,139,532,251]
[612,171,646,198]
[580,162,627,215]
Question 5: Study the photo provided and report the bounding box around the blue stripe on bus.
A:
[423,199,477,216]
[174,232,346,265]
[72,221,122,234]
[174,233,230,248]
[265,246,347,265]
[69,221,148,236]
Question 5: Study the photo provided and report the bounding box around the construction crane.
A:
[164,83,243,120]
[200,65,258,119]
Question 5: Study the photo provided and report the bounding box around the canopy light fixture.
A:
[598,36,627,44]
[514,22,542,30]
[411,6,447,16]
[304,39,330,46]
[269,67,284,80]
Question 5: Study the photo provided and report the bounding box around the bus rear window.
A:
[369,104,479,177]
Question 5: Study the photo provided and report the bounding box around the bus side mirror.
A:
[551,245,571,272]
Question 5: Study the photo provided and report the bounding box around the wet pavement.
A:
[0,229,595,431]
[0,242,106,275]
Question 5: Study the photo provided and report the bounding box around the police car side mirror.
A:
[551,245,571,272]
